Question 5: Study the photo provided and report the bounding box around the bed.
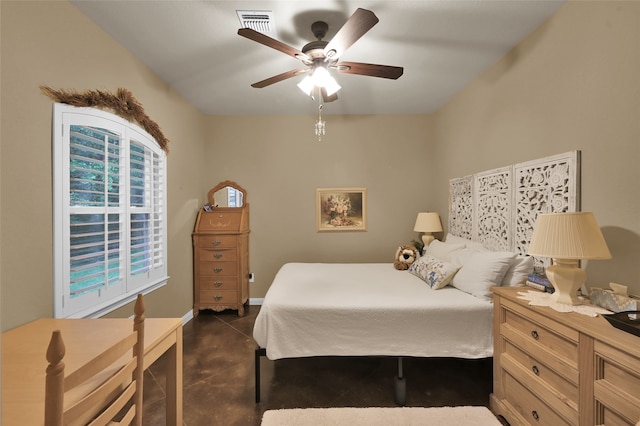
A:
[254,262,494,361]
[253,239,533,404]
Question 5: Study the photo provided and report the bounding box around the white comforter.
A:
[253,263,494,360]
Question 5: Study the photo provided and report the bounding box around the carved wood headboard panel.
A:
[448,151,581,271]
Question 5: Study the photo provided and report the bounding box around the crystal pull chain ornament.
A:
[315,97,325,141]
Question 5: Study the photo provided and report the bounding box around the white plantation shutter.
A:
[53,104,168,318]
[128,138,166,286]
[151,150,165,268]
[68,125,123,301]
[129,141,149,276]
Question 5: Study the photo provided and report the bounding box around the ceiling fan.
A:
[237,8,404,103]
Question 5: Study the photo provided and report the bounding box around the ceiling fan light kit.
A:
[297,66,341,97]
[237,8,403,139]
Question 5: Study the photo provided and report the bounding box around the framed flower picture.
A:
[316,188,367,232]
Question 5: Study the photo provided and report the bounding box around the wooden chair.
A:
[44,294,145,426]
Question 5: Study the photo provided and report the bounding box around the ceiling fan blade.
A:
[323,8,379,60]
[321,88,338,103]
[335,62,404,79]
[238,28,309,62]
[251,69,308,88]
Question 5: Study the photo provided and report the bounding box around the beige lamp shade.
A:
[527,212,611,260]
[527,212,611,305]
[413,212,443,233]
[414,212,443,246]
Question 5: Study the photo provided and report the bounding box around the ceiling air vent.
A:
[236,10,276,37]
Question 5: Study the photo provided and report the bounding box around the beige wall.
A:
[432,1,640,293]
[205,115,435,298]
[0,1,207,330]
[1,1,638,331]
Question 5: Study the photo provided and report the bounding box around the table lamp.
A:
[414,212,443,247]
[527,212,611,305]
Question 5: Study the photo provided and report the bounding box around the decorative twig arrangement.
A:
[40,86,170,153]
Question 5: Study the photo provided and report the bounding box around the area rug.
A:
[261,406,502,425]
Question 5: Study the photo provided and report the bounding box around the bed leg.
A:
[395,357,406,406]
[255,347,266,403]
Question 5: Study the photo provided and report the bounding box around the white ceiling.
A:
[71,1,564,116]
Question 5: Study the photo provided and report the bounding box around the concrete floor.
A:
[142,305,494,425]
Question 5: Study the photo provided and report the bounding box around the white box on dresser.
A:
[491,286,640,426]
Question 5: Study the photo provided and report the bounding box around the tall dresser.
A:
[192,181,250,317]
[491,286,640,426]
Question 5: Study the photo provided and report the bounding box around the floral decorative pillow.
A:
[409,255,461,290]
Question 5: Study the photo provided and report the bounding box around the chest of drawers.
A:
[192,182,250,317]
[491,286,640,426]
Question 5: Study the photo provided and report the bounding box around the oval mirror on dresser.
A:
[209,181,246,208]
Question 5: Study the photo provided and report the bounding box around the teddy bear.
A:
[393,245,420,270]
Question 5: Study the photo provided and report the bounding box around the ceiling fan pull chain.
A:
[315,94,325,142]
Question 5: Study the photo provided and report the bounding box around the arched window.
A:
[52,104,168,318]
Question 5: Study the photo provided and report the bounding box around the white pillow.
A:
[409,255,461,290]
[501,255,534,287]
[451,249,517,300]
[445,233,487,251]
[424,240,466,262]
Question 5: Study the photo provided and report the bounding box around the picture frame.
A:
[316,187,367,232]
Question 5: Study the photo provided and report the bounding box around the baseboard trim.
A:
[182,299,262,324]
[182,309,194,325]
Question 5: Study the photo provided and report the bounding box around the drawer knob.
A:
[214,254,223,259]
[214,295,223,301]
[214,281,223,287]
[532,365,540,376]
[531,410,539,421]
[214,267,223,273]
[212,240,222,246]
[531,330,539,340]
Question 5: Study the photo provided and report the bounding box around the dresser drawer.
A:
[200,289,238,305]
[594,341,640,424]
[501,341,578,422]
[199,277,238,291]
[501,300,578,374]
[503,339,578,407]
[195,235,237,248]
[198,261,238,277]
[503,371,573,426]
[199,248,237,262]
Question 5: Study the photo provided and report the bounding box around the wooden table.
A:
[2,317,183,425]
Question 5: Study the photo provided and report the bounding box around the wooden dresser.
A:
[491,286,640,426]
[192,181,250,317]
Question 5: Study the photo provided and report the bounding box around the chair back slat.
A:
[64,357,137,425]
[86,381,136,426]
[65,332,137,390]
